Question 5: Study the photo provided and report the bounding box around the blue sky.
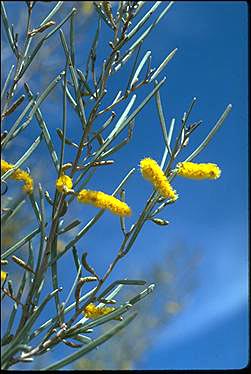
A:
[2,1,248,370]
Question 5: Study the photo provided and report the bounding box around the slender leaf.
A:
[24,83,60,171]
[150,48,177,82]
[2,135,43,182]
[155,87,171,156]
[1,64,14,101]
[1,227,41,260]
[185,104,232,162]
[42,313,137,371]
[39,1,64,27]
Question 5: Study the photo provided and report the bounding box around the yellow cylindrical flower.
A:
[77,189,131,217]
[1,270,7,282]
[84,303,115,319]
[12,169,34,193]
[175,162,221,180]
[55,174,73,193]
[1,159,13,173]
[1,159,34,193]
[140,157,177,200]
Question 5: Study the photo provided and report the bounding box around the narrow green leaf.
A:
[185,104,232,162]
[60,30,86,127]
[86,16,101,78]
[58,220,81,235]
[24,83,60,171]
[30,287,98,341]
[2,288,62,364]
[129,284,155,305]
[1,64,14,101]
[70,12,75,66]
[126,1,162,41]
[62,79,77,110]
[93,2,112,29]
[3,269,27,341]
[21,9,76,78]
[150,48,177,82]
[59,68,68,171]
[64,264,82,307]
[155,87,171,156]
[29,192,42,225]
[2,99,35,148]
[114,2,174,72]
[1,2,18,57]
[98,279,146,300]
[1,227,41,260]
[1,135,43,182]
[39,1,64,27]
[76,69,93,97]
[1,196,25,226]
[100,138,129,159]
[56,128,78,148]
[42,313,137,370]
[28,72,65,119]
[130,50,151,88]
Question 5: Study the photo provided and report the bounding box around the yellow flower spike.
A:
[1,159,13,173]
[55,174,73,194]
[175,162,221,180]
[84,303,115,320]
[1,159,34,193]
[77,189,131,217]
[140,157,178,200]
[12,169,34,193]
[1,270,7,282]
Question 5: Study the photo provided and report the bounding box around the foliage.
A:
[1,1,231,370]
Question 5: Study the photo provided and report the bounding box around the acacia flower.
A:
[77,189,131,217]
[84,303,115,319]
[175,162,221,180]
[1,271,7,282]
[140,157,178,200]
[55,174,73,193]
[1,159,13,173]
[1,159,34,193]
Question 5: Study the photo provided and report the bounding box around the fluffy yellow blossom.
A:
[12,169,33,193]
[1,159,34,193]
[1,159,13,173]
[77,189,131,217]
[1,270,7,282]
[84,303,115,319]
[140,157,178,200]
[55,174,73,193]
[175,162,221,180]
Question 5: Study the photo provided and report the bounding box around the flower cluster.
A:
[55,174,73,193]
[77,189,131,217]
[52,158,221,219]
[1,159,33,193]
[84,303,115,319]
[140,157,177,200]
[175,161,221,180]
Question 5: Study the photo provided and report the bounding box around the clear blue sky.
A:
[2,1,248,370]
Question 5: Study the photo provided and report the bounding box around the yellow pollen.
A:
[55,174,73,193]
[140,157,178,200]
[1,159,34,193]
[84,303,115,319]
[77,189,131,217]
[175,162,221,180]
